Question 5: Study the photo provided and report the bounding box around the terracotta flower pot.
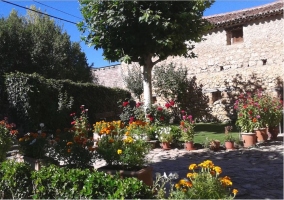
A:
[184,141,195,151]
[269,126,279,140]
[161,142,171,150]
[241,132,256,148]
[225,141,234,150]
[97,165,153,186]
[254,128,268,142]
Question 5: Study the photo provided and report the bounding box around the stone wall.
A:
[92,13,283,122]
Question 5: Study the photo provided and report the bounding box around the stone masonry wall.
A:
[92,14,284,122]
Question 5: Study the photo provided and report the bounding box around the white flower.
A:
[38,130,42,134]
[40,123,44,128]
[163,172,168,178]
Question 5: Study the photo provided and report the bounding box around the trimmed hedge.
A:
[0,160,153,199]
[4,72,130,132]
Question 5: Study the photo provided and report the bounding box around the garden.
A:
[0,89,282,199]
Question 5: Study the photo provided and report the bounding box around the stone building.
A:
[92,1,284,122]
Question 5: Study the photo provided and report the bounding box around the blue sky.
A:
[0,0,277,68]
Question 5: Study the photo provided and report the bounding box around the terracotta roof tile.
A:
[205,0,284,27]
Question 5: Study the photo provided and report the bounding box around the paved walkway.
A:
[94,138,284,199]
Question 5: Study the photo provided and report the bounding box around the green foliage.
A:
[122,64,143,100]
[48,106,96,169]
[0,8,93,82]
[180,115,196,142]
[153,63,210,121]
[31,164,153,199]
[94,120,151,169]
[4,72,130,132]
[79,0,214,65]
[0,118,18,161]
[171,160,237,199]
[145,104,172,126]
[0,160,32,199]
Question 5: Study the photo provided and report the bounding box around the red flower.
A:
[165,103,171,109]
[71,121,76,125]
[136,102,142,108]
[170,100,175,106]
[248,110,252,115]
[149,116,154,121]
[122,101,129,107]
[160,116,165,121]
[157,107,163,111]
[129,116,135,123]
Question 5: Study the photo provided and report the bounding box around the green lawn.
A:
[193,123,241,144]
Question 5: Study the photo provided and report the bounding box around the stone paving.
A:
[94,138,284,199]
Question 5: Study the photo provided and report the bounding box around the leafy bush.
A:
[153,63,209,121]
[0,160,32,199]
[32,164,153,199]
[4,72,130,132]
[49,106,96,169]
[0,118,18,161]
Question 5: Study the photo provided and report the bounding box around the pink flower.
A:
[181,110,185,114]
[71,121,76,125]
[182,115,187,120]
[188,115,192,119]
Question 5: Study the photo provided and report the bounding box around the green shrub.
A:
[4,72,130,132]
[32,164,154,199]
[0,160,32,199]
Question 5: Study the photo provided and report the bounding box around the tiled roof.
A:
[205,0,284,28]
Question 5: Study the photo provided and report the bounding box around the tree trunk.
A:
[142,56,154,112]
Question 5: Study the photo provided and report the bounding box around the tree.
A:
[78,0,214,110]
[153,63,209,121]
[122,64,143,101]
[0,7,93,83]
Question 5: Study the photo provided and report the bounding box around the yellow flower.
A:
[232,189,238,196]
[175,183,180,189]
[220,176,232,186]
[188,164,198,170]
[19,138,24,142]
[125,131,130,136]
[214,166,222,174]
[187,173,193,178]
[117,149,122,155]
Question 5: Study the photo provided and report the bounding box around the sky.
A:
[0,0,277,68]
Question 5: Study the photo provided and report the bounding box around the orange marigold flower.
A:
[232,189,238,196]
[187,173,193,178]
[185,181,192,188]
[252,118,257,123]
[67,142,73,146]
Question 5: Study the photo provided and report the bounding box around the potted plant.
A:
[93,120,153,186]
[49,105,96,169]
[224,126,235,150]
[260,95,283,139]
[180,114,195,150]
[0,118,18,162]
[234,93,260,147]
[155,126,173,150]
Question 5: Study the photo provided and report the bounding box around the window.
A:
[212,91,222,103]
[226,26,243,45]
